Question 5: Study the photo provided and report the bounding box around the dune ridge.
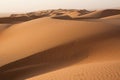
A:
[0,29,120,79]
[101,14,120,19]
[0,9,120,23]
[0,17,116,67]
[0,9,120,80]
[0,9,90,23]
[73,9,120,19]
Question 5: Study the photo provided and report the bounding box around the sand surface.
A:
[102,14,120,19]
[27,61,120,80]
[0,9,120,80]
[73,9,120,19]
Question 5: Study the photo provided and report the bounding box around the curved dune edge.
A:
[73,9,120,19]
[0,9,120,23]
[0,11,119,80]
[101,14,120,19]
[27,61,120,80]
[0,24,12,31]
[51,14,72,20]
[0,17,116,67]
[50,10,87,19]
[0,29,120,80]
[0,9,90,23]
[66,11,81,18]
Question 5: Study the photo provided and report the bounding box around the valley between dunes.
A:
[0,9,120,80]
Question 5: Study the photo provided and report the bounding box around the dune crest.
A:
[73,9,120,19]
[0,9,120,80]
[101,14,120,19]
[0,9,91,23]
[0,17,116,67]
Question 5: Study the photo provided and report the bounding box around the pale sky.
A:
[0,0,120,13]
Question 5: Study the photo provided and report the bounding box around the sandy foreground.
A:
[0,9,120,80]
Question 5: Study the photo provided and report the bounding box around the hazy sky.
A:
[0,0,120,13]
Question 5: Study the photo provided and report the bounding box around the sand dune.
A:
[27,61,120,80]
[26,10,50,19]
[51,11,81,19]
[51,9,90,19]
[51,14,72,19]
[0,9,91,23]
[50,9,89,16]
[67,11,81,18]
[0,26,120,80]
[0,9,120,23]
[102,14,120,19]
[73,9,120,19]
[67,10,90,18]
[0,9,120,80]
[0,17,115,67]
[0,17,30,23]
[0,24,12,32]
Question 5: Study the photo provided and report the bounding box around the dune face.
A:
[0,27,120,80]
[102,14,120,19]
[51,14,72,19]
[27,61,120,80]
[0,17,30,23]
[0,24,12,31]
[0,9,120,80]
[74,9,120,19]
[67,11,81,17]
[0,9,91,23]
[0,9,120,23]
[0,17,115,67]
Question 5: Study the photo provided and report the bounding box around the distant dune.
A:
[0,9,120,23]
[73,9,120,19]
[51,14,72,19]
[0,9,91,23]
[102,14,120,19]
[0,9,120,80]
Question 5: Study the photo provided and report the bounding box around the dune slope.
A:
[0,17,116,67]
[0,16,119,80]
[27,61,120,80]
[74,9,120,19]
[0,28,120,80]
[102,14,120,19]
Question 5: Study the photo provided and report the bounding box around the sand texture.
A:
[0,9,120,80]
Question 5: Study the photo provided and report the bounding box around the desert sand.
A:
[27,61,120,80]
[102,14,120,19]
[0,9,120,80]
[73,9,120,19]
